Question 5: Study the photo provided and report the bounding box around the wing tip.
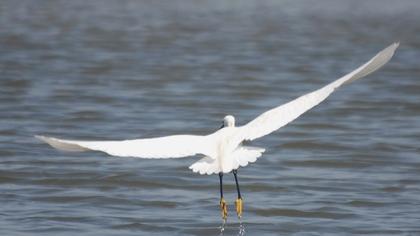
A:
[383,42,400,57]
[35,135,89,152]
[35,135,54,144]
[35,135,46,141]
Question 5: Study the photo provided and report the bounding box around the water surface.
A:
[1,0,420,235]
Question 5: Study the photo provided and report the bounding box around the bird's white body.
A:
[36,43,399,175]
[189,126,265,175]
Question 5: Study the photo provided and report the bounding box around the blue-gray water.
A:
[1,1,420,235]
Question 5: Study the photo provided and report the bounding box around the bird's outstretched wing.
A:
[35,135,215,158]
[237,42,399,142]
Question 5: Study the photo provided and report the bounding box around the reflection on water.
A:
[238,223,246,236]
[219,222,245,236]
[1,0,420,235]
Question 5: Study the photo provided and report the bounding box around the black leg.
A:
[219,172,224,198]
[219,172,227,221]
[233,169,243,218]
[233,169,242,199]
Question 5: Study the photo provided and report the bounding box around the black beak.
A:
[219,123,225,129]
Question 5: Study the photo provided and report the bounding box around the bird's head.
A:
[221,115,235,128]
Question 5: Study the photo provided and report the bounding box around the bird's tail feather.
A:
[189,156,219,175]
[232,146,265,170]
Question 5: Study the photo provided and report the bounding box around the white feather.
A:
[35,135,215,159]
[236,42,399,142]
[36,43,399,175]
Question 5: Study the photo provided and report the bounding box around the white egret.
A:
[36,43,399,221]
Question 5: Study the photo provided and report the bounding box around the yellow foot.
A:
[235,198,243,218]
[220,198,228,221]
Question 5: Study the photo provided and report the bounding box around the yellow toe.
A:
[235,198,243,218]
[220,198,228,220]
